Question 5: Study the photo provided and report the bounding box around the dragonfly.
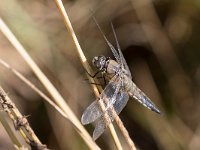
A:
[81,20,161,140]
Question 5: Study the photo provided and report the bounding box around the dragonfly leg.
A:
[84,78,103,86]
[89,82,102,86]
[103,75,107,86]
[86,70,102,78]
[85,70,107,87]
[84,76,103,80]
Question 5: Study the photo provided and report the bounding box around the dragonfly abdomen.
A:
[123,76,160,114]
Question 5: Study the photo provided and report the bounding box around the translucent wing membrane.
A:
[81,100,102,125]
[110,22,132,78]
[93,87,129,140]
[81,77,128,125]
[105,39,121,64]
[93,117,106,140]
[81,78,117,125]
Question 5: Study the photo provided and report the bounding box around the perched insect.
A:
[81,20,161,140]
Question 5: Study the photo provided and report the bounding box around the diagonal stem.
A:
[53,0,123,149]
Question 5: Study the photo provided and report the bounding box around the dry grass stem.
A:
[54,0,123,149]
[0,18,100,150]
[53,0,100,97]
[0,86,47,149]
[113,111,136,150]
[0,114,22,148]
[0,59,68,121]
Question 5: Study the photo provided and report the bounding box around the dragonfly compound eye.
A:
[92,55,106,70]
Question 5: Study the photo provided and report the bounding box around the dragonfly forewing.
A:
[110,22,132,78]
[93,117,106,140]
[81,100,102,125]
[81,78,122,125]
[93,90,129,140]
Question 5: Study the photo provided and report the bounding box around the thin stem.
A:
[114,114,136,150]
[53,0,123,149]
[0,86,47,149]
[0,18,100,150]
[0,59,68,121]
[0,115,22,148]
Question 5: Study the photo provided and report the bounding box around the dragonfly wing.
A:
[101,35,121,63]
[92,90,129,140]
[106,40,121,63]
[110,22,132,78]
[81,75,119,125]
[113,90,129,115]
[81,100,103,125]
[101,89,129,121]
[99,73,129,116]
[93,117,106,140]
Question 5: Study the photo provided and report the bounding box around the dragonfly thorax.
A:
[92,55,110,71]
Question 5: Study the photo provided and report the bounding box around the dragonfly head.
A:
[92,55,109,70]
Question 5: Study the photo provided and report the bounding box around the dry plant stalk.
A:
[54,0,138,149]
[0,18,100,150]
[0,59,68,121]
[0,113,22,148]
[0,86,48,150]
[53,0,124,149]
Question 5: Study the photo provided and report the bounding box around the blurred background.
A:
[0,0,200,149]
